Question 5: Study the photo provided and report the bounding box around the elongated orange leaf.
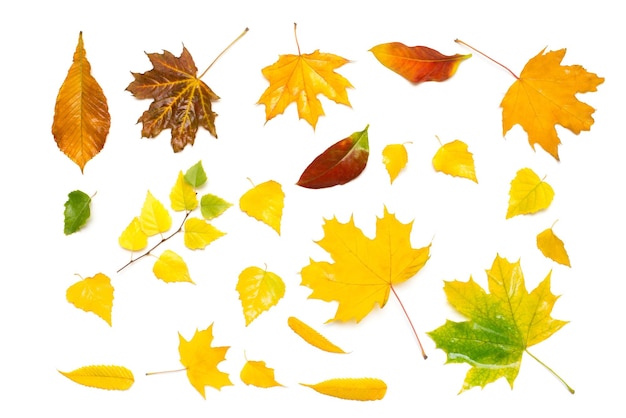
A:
[239,180,284,235]
[288,316,346,354]
[59,365,134,391]
[537,224,571,267]
[52,32,110,172]
[240,360,283,388]
[507,168,554,218]
[66,273,114,326]
[370,42,470,83]
[301,378,387,401]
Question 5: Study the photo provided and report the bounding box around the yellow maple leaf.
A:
[506,168,554,219]
[236,266,285,326]
[537,223,571,267]
[59,365,134,391]
[382,143,409,184]
[66,273,114,326]
[179,324,232,398]
[140,191,172,236]
[432,139,477,183]
[183,217,225,249]
[301,378,387,401]
[287,316,346,354]
[118,217,148,251]
[240,359,283,388]
[170,171,198,211]
[239,180,284,235]
[153,250,194,283]
[257,23,352,129]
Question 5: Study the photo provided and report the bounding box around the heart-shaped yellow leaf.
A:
[59,365,134,390]
[140,191,172,236]
[432,139,477,182]
[153,250,194,283]
[66,273,113,325]
[382,143,408,184]
[239,180,284,235]
[184,218,225,250]
[240,359,283,388]
[506,168,554,219]
[170,171,198,211]
[237,266,285,326]
[118,217,148,251]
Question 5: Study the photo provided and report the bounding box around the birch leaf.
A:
[118,217,148,251]
[432,139,477,182]
[170,171,198,211]
[153,250,194,283]
[183,217,225,249]
[200,194,232,220]
[184,160,208,187]
[240,360,283,388]
[239,180,284,235]
[382,143,408,184]
[537,224,571,267]
[236,266,285,326]
[140,191,172,236]
[63,190,92,235]
[506,168,554,219]
[66,273,113,326]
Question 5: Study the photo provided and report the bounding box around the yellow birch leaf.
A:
[236,266,285,326]
[184,217,225,250]
[432,139,477,182]
[153,250,194,283]
[118,217,148,251]
[66,273,113,326]
[287,316,346,354]
[140,191,172,236]
[170,171,198,211]
[301,378,387,401]
[59,365,134,391]
[239,180,284,235]
[382,143,408,184]
[506,168,554,219]
[537,225,571,267]
[240,359,283,388]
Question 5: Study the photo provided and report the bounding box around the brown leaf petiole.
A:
[198,27,249,79]
[390,285,427,359]
[455,39,519,79]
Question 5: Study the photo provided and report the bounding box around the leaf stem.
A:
[293,22,301,55]
[146,367,187,376]
[525,349,575,394]
[199,27,249,79]
[390,285,427,359]
[454,39,519,79]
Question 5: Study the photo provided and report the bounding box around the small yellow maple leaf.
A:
[432,139,477,183]
[239,180,284,235]
[66,273,114,326]
[118,217,148,251]
[170,171,198,211]
[140,191,172,236]
[537,223,571,267]
[240,359,283,388]
[183,217,225,250]
[59,365,134,391]
[507,168,554,219]
[236,266,285,326]
[153,250,194,283]
[382,143,409,184]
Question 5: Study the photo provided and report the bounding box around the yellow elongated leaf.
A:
[59,365,134,391]
[118,217,148,251]
[506,168,554,219]
[301,378,387,401]
[184,217,225,249]
[432,139,477,182]
[537,225,571,267]
[52,32,110,172]
[170,171,198,211]
[153,250,194,283]
[240,360,283,388]
[237,266,285,326]
[287,316,346,354]
[239,180,284,235]
[140,191,172,235]
[382,143,408,184]
[66,273,113,326]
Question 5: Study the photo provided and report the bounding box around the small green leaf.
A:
[64,190,92,235]
[201,194,232,219]
[184,161,207,188]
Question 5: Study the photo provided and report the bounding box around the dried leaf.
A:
[237,266,285,326]
[63,190,92,235]
[59,365,134,391]
[153,250,194,283]
[183,217,225,249]
[118,217,148,251]
[287,316,346,354]
[200,194,232,220]
[139,191,172,236]
[301,378,387,401]
[239,180,284,235]
[537,225,571,267]
[382,143,408,184]
[507,168,554,219]
[184,160,208,187]
[170,171,198,211]
[432,139,477,182]
[240,359,283,388]
[66,273,113,326]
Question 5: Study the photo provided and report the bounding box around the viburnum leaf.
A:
[432,139,477,183]
[257,23,353,129]
[184,160,208,188]
[153,250,194,283]
[507,168,554,219]
[170,171,198,211]
[370,42,470,83]
[52,32,110,172]
[183,217,225,250]
[287,316,346,354]
[118,217,148,251]
[301,378,387,401]
[66,273,113,326]
[239,180,284,235]
[236,266,285,326]
[428,254,573,393]
[63,190,92,235]
[240,359,283,388]
[382,143,408,184]
[297,125,369,189]
[59,365,134,391]
[178,324,232,398]
[537,223,571,267]
[139,191,172,236]
[200,194,232,220]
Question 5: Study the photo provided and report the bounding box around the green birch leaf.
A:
[200,194,232,220]
[184,160,208,188]
[64,190,92,235]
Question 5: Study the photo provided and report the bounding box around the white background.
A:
[1,0,623,416]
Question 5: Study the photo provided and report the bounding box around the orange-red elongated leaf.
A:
[52,32,110,172]
[297,125,369,189]
[370,42,470,83]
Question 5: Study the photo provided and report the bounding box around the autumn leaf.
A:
[59,365,134,391]
[170,171,198,211]
[66,273,113,326]
[184,160,208,187]
[432,138,477,182]
[258,23,353,129]
[140,191,172,236]
[370,42,470,83]
[507,168,554,219]
[297,125,369,189]
[237,266,285,326]
[118,217,148,251]
[184,217,225,249]
[64,190,92,235]
[239,180,284,235]
[153,250,194,283]
[52,32,110,172]
[287,316,346,354]
[178,324,232,398]
[428,254,573,393]
[240,359,283,388]
[537,222,571,267]
[301,378,387,401]
[382,143,408,184]
[200,194,232,220]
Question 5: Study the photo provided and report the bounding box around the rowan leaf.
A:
[257,24,353,129]
[170,171,198,211]
[501,48,604,160]
[506,168,554,219]
[432,139,477,182]
[301,378,387,401]
[183,217,225,249]
[52,32,110,172]
[63,190,92,235]
[240,359,283,388]
[428,254,571,393]
[153,250,194,283]
[236,266,285,326]
[179,324,232,398]
[287,316,346,354]
[184,160,208,187]
[200,193,232,220]
[297,125,369,189]
[66,273,113,326]
[239,180,284,235]
[118,217,148,251]
[537,224,571,267]
[59,365,134,391]
[370,42,470,83]
[382,143,408,184]
[139,191,172,236]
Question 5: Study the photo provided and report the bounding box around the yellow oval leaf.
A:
[52,32,110,173]
[240,360,283,388]
[183,217,225,250]
[288,316,346,354]
[59,365,134,390]
[140,191,172,236]
[118,217,148,251]
[382,143,408,184]
[170,171,198,211]
[239,180,284,235]
[153,250,194,283]
[537,226,571,267]
[506,168,554,218]
[66,273,114,326]
[301,378,387,401]
[432,139,477,182]
[236,266,285,326]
